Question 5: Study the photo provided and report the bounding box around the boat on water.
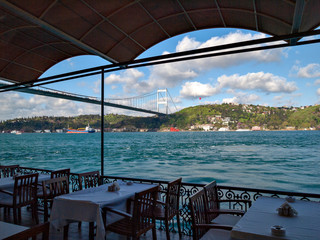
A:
[67,124,95,134]
[11,130,22,135]
[170,127,180,132]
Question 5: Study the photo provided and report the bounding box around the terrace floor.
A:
[0,206,190,240]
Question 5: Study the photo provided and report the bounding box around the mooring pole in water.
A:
[101,69,104,176]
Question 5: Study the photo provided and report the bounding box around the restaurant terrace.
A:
[1,1,320,239]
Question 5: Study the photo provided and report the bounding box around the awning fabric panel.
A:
[0,0,319,84]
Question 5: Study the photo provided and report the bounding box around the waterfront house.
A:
[218,127,229,132]
[201,124,214,131]
[252,126,261,131]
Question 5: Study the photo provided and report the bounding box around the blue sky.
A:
[1,28,320,120]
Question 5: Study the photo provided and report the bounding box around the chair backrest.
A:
[0,165,19,178]
[166,177,182,217]
[78,171,100,190]
[13,173,39,208]
[50,168,70,179]
[42,176,69,200]
[203,180,219,221]
[132,185,159,236]
[3,222,50,240]
[189,189,209,240]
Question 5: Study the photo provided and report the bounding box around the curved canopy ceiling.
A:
[0,0,320,84]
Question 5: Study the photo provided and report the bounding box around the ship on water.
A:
[67,124,95,134]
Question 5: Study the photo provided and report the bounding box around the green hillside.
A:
[1,104,320,132]
[287,105,320,129]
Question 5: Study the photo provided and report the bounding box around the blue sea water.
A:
[1,131,319,194]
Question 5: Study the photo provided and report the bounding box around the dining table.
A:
[50,181,157,240]
[231,196,320,240]
[0,221,28,239]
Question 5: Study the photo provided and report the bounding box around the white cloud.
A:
[180,82,220,99]
[103,69,152,94]
[176,37,201,52]
[0,93,101,121]
[317,88,320,96]
[178,72,296,100]
[272,93,302,107]
[222,92,260,104]
[273,95,283,101]
[66,58,74,67]
[105,69,144,85]
[222,97,237,104]
[175,31,283,69]
[203,100,221,105]
[295,63,320,78]
[218,72,297,93]
[93,80,100,94]
[103,31,284,95]
[314,79,320,85]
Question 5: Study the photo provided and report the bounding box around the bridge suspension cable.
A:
[2,82,176,115]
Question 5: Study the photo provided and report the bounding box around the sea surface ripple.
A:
[1,131,319,194]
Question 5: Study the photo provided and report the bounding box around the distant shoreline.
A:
[3,129,319,134]
[159,129,319,133]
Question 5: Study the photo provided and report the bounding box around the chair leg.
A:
[165,220,170,240]
[176,213,182,238]
[43,202,48,222]
[13,208,18,224]
[18,208,22,223]
[152,225,157,240]
[63,224,69,240]
[33,203,39,224]
[89,222,94,240]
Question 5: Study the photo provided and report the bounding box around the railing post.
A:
[101,69,104,176]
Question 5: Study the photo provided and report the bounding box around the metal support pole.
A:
[101,70,104,176]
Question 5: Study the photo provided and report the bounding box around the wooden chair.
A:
[74,171,100,239]
[37,168,70,206]
[203,181,251,226]
[153,178,182,240]
[42,176,69,221]
[0,173,39,224]
[78,170,100,190]
[103,185,159,240]
[51,168,70,179]
[189,189,232,240]
[3,222,50,240]
[0,165,19,214]
[0,165,19,178]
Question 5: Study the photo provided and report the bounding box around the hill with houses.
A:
[1,103,320,133]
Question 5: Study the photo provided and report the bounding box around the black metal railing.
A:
[18,167,320,237]
[18,166,52,175]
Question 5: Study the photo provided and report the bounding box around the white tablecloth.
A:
[50,181,157,240]
[0,221,28,239]
[0,174,50,190]
[0,174,50,201]
[231,196,320,240]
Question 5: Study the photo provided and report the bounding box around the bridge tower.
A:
[157,89,168,114]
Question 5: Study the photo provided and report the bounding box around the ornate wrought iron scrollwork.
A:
[18,167,320,237]
[70,174,80,192]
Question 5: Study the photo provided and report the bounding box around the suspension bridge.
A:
[0,83,177,116]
